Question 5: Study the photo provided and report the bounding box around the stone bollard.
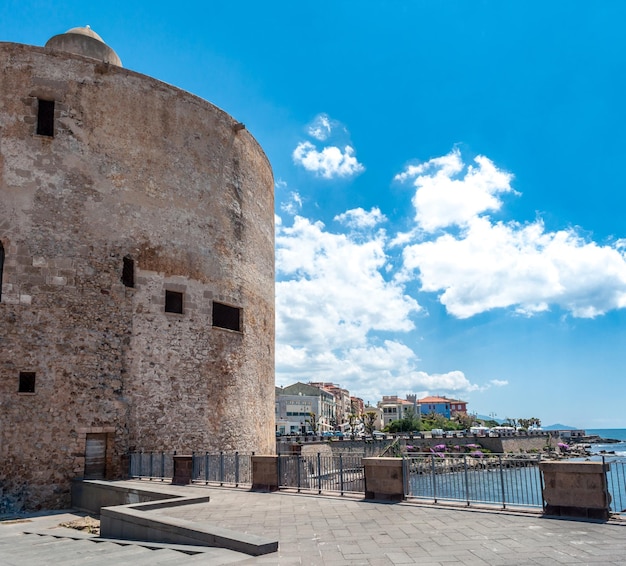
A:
[251,455,279,492]
[171,455,193,485]
[540,461,611,520]
[363,457,405,501]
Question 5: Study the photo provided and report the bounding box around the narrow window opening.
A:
[212,301,241,332]
[19,372,36,393]
[121,256,135,288]
[37,99,55,137]
[165,290,183,314]
[0,241,4,302]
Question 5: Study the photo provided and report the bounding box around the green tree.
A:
[386,409,422,433]
[422,412,460,431]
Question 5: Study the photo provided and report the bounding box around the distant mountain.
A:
[474,418,580,430]
[543,423,577,430]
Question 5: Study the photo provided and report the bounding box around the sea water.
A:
[579,429,626,511]
[586,428,626,459]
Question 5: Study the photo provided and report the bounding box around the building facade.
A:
[276,383,337,433]
[309,382,351,426]
[417,396,468,418]
[379,395,416,427]
[0,28,275,511]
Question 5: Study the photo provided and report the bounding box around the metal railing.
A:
[128,451,176,480]
[404,453,544,510]
[278,454,364,495]
[127,451,252,487]
[192,452,252,487]
[602,456,626,515]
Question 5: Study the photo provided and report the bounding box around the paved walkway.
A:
[3,482,626,565]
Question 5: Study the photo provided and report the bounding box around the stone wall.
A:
[0,41,274,511]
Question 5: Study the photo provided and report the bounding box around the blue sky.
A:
[3,1,626,428]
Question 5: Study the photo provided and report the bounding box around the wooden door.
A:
[84,433,107,479]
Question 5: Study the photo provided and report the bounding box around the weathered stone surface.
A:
[363,457,404,501]
[0,39,275,512]
[540,461,611,520]
[251,456,279,491]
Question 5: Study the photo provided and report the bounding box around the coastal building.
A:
[276,383,337,433]
[379,395,416,426]
[418,396,468,418]
[309,382,351,425]
[0,27,275,511]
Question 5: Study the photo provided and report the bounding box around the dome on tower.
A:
[45,26,122,67]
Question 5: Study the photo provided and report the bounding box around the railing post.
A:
[235,451,240,487]
[339,453,344,496]
[138,450,143,478]
[220,451,225,486]
[160,451,165,481]
[149,451,154,480]
[602,456,612,513]
[317,452,322,494]
[499,455,506,509]
[296,455,301,492]
[204,452,209,484]
[128,452,134,478]
[464,454,470,506]
[402,455,408,497]
[539,454,545,511]
[430,455,437,503]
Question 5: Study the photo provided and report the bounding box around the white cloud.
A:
[307,113,333,141]
[293,142,365,179]
[276,215,419,347]
[274,214,489,400]
[334,207,386,229]
[275,340,481,403]
[397,150,626,319]
[278,145,626,405]
[280,191,303,215]
[395,148,516,232]
[403,215,626,319]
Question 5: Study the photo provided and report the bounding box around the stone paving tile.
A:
[9,482,626,565]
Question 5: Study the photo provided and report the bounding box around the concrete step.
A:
[53,541,157,565]
[0,530,256,565]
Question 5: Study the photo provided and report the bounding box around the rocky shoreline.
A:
[575,435,622,444]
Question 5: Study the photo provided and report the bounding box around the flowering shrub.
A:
[432,444,446,452]
[470,450,484,458]
[557,442,569,452]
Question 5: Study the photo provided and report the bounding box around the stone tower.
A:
[0,27,275,511]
